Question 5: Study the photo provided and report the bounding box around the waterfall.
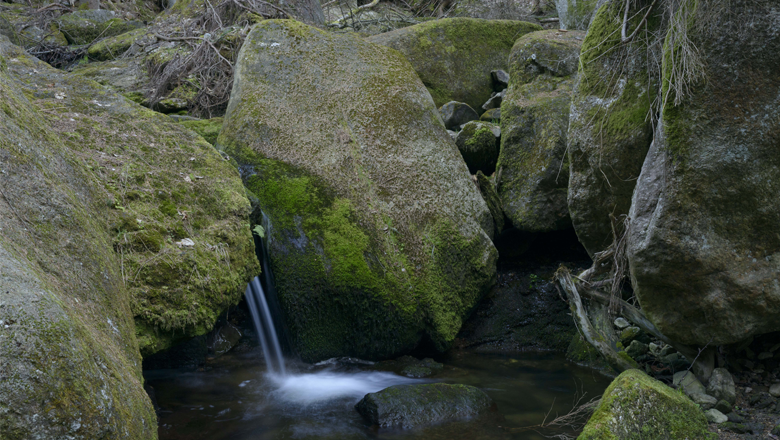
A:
[246,276,286,375]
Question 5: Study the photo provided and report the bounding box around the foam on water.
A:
[267,370,418,405]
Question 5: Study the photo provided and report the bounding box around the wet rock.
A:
[374,356,444,378]
[220,20,497,362]
[707,368,737,405]
[355,383,493,428]
[368,18,540,110]
[705,408,728,424]
[455,121,499,174]
[440,101,480,130]
[210,323,242,357]
[579,369,712,439]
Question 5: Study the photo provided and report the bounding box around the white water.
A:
[268,370,419,405]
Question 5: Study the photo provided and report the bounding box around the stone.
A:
[715,399,732,414]
[773,420,780,436]
[455,121,499,174]
[0,5,69,49]
[625,340,649,359]
[368,18,541,110]
[210,323,242,357]
[673,371,706,397]
[567,0,656,256]
[497,29,584,233]
[57,10,142,45]
[648,342,661,356]
[705,409,728,424]
[690,392,718,411]
[749,392,776,409]
[70,59,150,106]
[727,412,745,423]
[491,69,509,89]
[481,89,504,110]
[480,108,501,122]
[627,1,780,347]
[707,368,737,405]
[219,20,497,362]
[771,383,780,398]
[579,369,714,439]
[555,0,606,30]
[440,101,480,130]
[355,383,494,428]
[614,317,630,329]
[619,326,641,346]
[87,27,154,61]
[178,117,223,145]
[721,422,755,434]
[475,171,505,235]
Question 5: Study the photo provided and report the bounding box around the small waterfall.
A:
[246,276,286,375]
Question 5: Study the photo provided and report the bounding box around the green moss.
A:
[579,369,715,439]
[87,28,148,61]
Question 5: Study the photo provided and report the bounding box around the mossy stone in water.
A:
[219,20,497,362]
[369,18,541,111]
[579,369,715,440]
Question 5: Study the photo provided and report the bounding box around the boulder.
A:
[0,4,68,49]
[480,108,500,121]
[455,121,499,174]
[579,369,715,439]
[475,171,504,235]
[178,117,223,145]
[625,340,648,359]
[555,0,606,30]
[70,58,150,105]
[219,20,497,362]
[705,409,728,424]
[567,1,656,255]
[440,100,480,130]
[690,393,718,411]
[627,0,780,347]
[210,323,242,357]
[673,371,706,397]
[355,383,493,428]
[87,27,154,61]
[481,89,504,110]
[58,10,142,45]
[0,37,157,439]
[368,18,541,110]
[497,29,584,233]
[707,368,737,405]
[491,69,509,89]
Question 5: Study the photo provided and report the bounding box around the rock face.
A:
[355,383,493,428]
[579,369,714,439]
[555,0,606,30]
[567,1,656,255]
[497,29,584,232]
[368,18,541,111]
[0,37,156,439]
[627,0,780,347]
[219,20,497,362]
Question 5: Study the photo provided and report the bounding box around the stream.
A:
[145,348,611,440]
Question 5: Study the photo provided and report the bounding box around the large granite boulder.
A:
[567,0,656,256]
[368,18,541,111]
[355,383,494,428]
[497,29,584,232]
[579,369,714,439]
[628,0,780,347]
[0,37,157,439]
[219,20,497,362]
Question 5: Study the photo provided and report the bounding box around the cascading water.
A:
[245,276,286,376]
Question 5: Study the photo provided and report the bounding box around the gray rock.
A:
[440,101,480,130]
[355,383,494,428]
[476,171,505,236]
[480,108,501,122]
[770,383,780,398]
[673,371,706,397]
[707,368,737,405]
[555,0,607,30]
[210,323,242,357]
[57,10,142,45]
[704,408,728,424]
[619,326,641,346]
[447,129,458,140]
[497,29,584,233]
[614,317,630,329]
[455,121,499,174]
[219,20,497,362]
[626,1,780,347]
[626,340,649,359]
[715,399,732,414]
[491,69,509,89]
[691,392,718,411]
[481,89,504,110]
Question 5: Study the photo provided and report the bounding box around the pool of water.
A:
[145,349,612,440]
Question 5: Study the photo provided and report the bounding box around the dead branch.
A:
[328,0,380,27]
[621,0,658,44]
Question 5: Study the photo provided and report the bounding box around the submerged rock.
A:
[369,18,541,110]
[219,20,497,362]
[355,383,493,428]
[497,29,584,233]
[579,369,714,439]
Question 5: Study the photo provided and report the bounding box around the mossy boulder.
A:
[0,4,69,49]
[368,18,541,111]
[1,37,258,358]
[179,117,223,145]
[497,29,584,233]
[87,27,152,61]
[627,0,780,347]
[219,20,497,362]
[555,0,606,30]
[0,36,156,439]
[355,383,494,428]
[475,171,504,235]
[578,369,715,439]
[455,120,499,174]
[58,10,142,45]
[70,58,150,106]
[567,1,656,255]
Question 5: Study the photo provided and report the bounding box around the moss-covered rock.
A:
[1,36,258,359]
[355,383,494,429]
[219,20,497,362]
[497,29,584,233]
[58,10,143,45]
[627,0,780,347]
[0,4,69,49]
[179,117,223,145]
[567,1,657,256]
[475,171,504,235]
[368,18,541,111]
[0,36,156,440]
[87,27,152,61]
[455,120,499,174]
[555,0,605,30]
[578,369,715,439]
[70,58,150,105]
